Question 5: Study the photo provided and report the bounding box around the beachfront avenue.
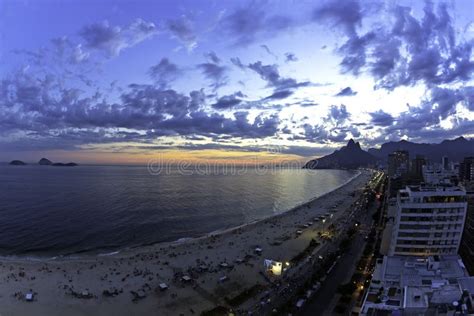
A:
[245,170,386,315]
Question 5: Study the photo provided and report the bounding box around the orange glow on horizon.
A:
[37,148,309,166]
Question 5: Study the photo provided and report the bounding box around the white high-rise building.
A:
[422,164,457,185]
[442,156,449,170]
[389,185,467,256]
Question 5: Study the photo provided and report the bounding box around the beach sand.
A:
[0,170,373,316]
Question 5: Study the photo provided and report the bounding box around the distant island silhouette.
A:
[8,158,78,167]
[9,160,27,166]
[39,158,52,165]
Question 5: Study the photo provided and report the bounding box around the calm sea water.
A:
[0,165,357,256]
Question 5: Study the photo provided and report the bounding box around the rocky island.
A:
[39,158,78,167]
[38,158,52,165]
[9,160,27,166]
[8,158,78,167]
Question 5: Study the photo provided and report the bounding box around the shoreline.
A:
[0,169,373,316]
[0,169,361,262]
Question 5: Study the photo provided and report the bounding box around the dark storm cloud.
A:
[212,91,245,109]
[369,110,394,127]
[205,51,221,64]
[248,61,311,91]
[184,135,206,141]
[299,101,318,107]
[0,71,282,149]
[429,87,463,120]
[314,0,474,90]
[166,16,197,50]
[230,57,245,69]
[194,52,228,90]
[291,103,359,144]
[148,58,182,88]
[338,31,376,75]
[369,37,401,80]
[263,90,294,101]
[219,4,294,46]
[313,0,362,37]
[296,124,349,144]
[284,99,319,107]
[51,37,90,64]
[79,19,157,56]
[227,60,312,101]
[335,86,357,96]
[197,62,228,90]
[463,87,474,111]
[313,0,375,75]
[327,104,350,125]
[153,111,279,139]
[248,62,280,85]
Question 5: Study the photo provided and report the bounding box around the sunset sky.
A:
[1,0,473,164]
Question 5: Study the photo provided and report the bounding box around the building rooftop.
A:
[361,255,474,315]
[405,184,465,193]
[381,255,467,285]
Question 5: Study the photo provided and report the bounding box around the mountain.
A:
[304,139,377,169]
[9,160,27,166]
[368,137,474,162]
[38,158,52,165]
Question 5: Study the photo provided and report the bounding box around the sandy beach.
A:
[0,170,373,316]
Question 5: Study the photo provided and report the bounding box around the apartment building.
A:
[460,157,474,181]
[460,182,474,275]
[422,164,458,185]
[388,185,467,256]
[388,150,410,178]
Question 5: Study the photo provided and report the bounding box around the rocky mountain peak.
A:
[345,139,361,150]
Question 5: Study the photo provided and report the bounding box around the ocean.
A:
[0,165,357,257]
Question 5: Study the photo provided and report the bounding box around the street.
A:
[298,171,385,315]
[299,196,376,315]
